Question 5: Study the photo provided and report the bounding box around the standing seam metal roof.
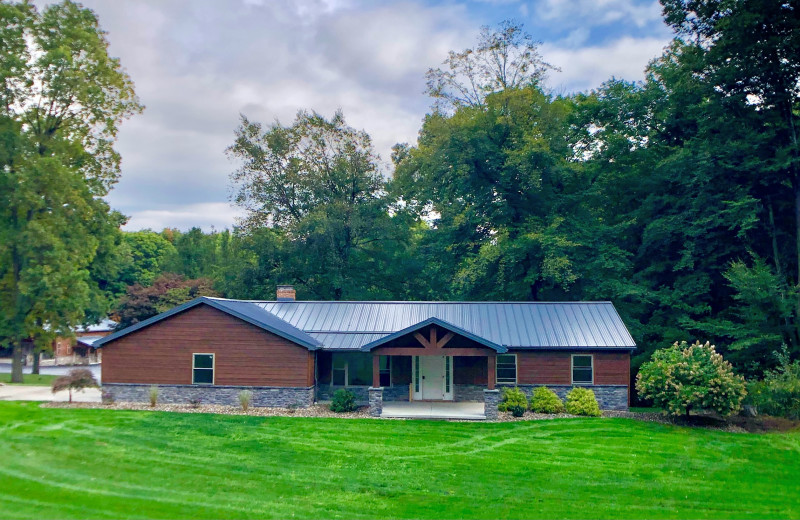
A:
[252,300,635,350]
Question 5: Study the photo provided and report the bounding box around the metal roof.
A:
[94,297,635,351]
[76,335,106,348]
[254,300,635,350]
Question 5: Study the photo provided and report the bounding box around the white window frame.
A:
[571,354,594,385]
[496,353,518,385]
[192,353,215,385]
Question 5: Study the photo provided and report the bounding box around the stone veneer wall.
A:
[103,383,314,408]
[483,389,500,420]
[368,387,383,417]
[454,384,486,402]
[503,384,629,411]
[316,385,410,403]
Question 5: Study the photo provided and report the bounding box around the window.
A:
[330,353,372,386]
[192,353,214,384]
[414,356,420,392]
[379,356,391,387]
[445,356,451,393]
[572,355,593,384]
[496,354,517,384]
[332,355,347,386]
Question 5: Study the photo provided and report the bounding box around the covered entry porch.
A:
[361,317,507,418]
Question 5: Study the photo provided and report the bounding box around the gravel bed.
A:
[42,401,372,419]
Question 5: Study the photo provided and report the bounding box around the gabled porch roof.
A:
[359,317,507,353]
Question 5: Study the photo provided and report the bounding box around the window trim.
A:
[331,355,348,387]
[496,353,518,385]
[571,354,594,385]
[192,353,215,385]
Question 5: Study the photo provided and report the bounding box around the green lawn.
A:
[0,373,57,385]
[0,402,798,519]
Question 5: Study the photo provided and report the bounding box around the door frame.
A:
[412,355,454,401]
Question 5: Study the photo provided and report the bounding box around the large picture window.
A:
[192,353,214,384]
[330,353,372,386]
[572,355,593,384]
[496,354,517,384]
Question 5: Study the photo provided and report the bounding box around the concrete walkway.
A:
[381,401,485,420]
[0,384,101,403]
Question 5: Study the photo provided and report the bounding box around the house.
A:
[95,286,635,417]
[52,319,116,365]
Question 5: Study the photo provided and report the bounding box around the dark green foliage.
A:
[329,389,357,413]
[508,404,526,417]
[498,387,528,412]
[531,386,565,414]
[746,348,800,420]
[565,387,601,417]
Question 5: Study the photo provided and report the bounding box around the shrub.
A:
[188,397,202,409]
[330,389,357,413]
[565,387,601,417]
[636,341,747,417]
[508,404,526,417]
[745,347,800,419]
[497,387,528,412]
[149,385,159,407]
[238,390,253,412]
[51,369,99,403]
[531,386,565,414]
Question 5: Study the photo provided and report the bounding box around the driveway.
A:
[0,384,101,403]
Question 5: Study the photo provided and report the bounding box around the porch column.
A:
[487,353,496,390]
[372,355,380,388]
[368,387,383,417]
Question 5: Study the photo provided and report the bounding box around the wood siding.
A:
[102,304,313,387]
[516,350,630,386]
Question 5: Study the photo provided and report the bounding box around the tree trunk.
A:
[11,343,23,383]
[32,346,40,375]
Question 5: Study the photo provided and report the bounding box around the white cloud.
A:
[125,203,246,232]
[543,36,669,93]
[535,0,663,29]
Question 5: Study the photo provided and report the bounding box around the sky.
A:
[67,0,673,231]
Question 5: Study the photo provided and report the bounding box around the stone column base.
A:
[368,387,384,417]
[483,389,500,420]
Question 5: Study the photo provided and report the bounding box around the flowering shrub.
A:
[636,341,746,417]
[498,387,528,412]
[564,387,601,417]
[530,386,565,414]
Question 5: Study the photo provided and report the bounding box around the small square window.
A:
[193,354,214,385]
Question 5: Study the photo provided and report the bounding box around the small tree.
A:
[637,341,747,418]
[51,369,99,403]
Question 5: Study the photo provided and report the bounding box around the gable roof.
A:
[93,297,322,350]
[255,300,636,350]
[359,316,508,352]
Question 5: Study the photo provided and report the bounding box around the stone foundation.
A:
[505,384,629,411]
[317,384,410,403]
[454,384,485,402]
[103,383,314,408]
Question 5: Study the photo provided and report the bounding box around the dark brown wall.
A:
[454,356,488,384]
[516,350,630,385]
[102,304,313,387]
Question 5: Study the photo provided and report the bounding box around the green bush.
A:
[330,389,357,413]
[508,404,526,417]
[497,387,528,412]
[745,347,800,419]
[531,386,565,414]
[636,341,746,417]
[565,387,601,417]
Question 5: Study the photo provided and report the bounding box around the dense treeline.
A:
[3,1,798,390]
[107,2,800,389]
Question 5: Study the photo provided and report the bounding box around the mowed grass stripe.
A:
[0,402,797,519]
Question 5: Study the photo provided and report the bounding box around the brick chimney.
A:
[276,285,296,301]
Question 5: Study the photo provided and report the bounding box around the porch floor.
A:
[381,401,485,420]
